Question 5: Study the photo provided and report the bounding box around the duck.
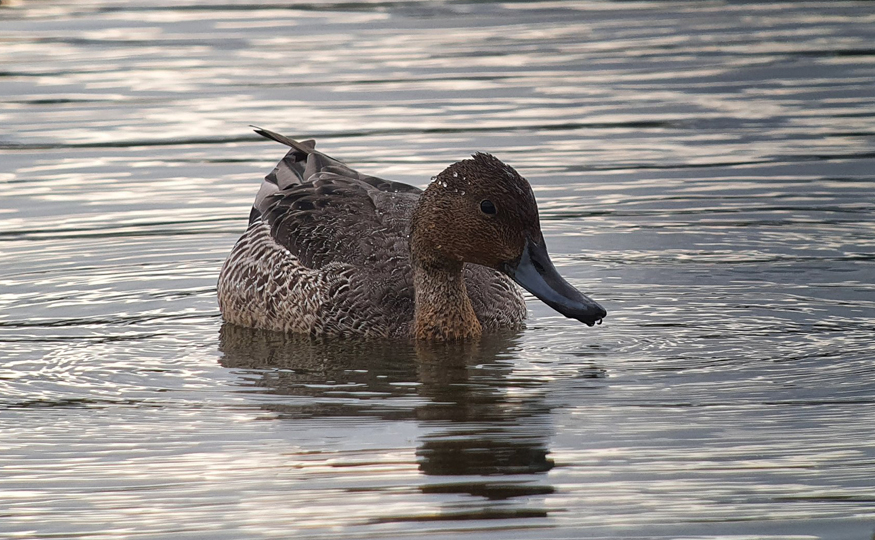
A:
[217,128,606,340]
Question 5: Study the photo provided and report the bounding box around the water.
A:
[2,1,875,538]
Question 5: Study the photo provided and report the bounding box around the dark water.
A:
[2,1,875,538]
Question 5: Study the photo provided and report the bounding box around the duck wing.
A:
[250,127,420,224]
[252,128,421,271]
[263,176,420,271]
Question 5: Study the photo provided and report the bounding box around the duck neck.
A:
[412,258,482,341]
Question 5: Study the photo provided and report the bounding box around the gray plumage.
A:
[218,129,526,338]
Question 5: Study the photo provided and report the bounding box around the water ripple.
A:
[2,1,875,538]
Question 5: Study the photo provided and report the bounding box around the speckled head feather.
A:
[410,153,542,271]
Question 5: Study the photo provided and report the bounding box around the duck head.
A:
[409,153,607,327]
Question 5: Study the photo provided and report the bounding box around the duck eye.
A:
[480,199,497,215]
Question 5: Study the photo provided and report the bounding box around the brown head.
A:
[410,153,607,327]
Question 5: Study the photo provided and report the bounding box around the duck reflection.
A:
[219,323,420,419]
[219,323,556,513]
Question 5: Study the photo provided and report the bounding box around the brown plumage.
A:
[217,128,606,340]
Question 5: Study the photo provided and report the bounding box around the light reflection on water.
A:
[1,0,875,538]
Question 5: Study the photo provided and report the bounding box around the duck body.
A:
[218,131,526,338]
[218,129,605,340]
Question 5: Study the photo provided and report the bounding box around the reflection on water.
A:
[220,324,556,516]
[2,0,875,538]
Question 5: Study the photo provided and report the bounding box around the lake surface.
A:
[2,1,875,538]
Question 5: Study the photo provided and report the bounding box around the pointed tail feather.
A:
[251,126,316,154]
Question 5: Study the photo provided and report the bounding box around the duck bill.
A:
[503,237,607,327]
